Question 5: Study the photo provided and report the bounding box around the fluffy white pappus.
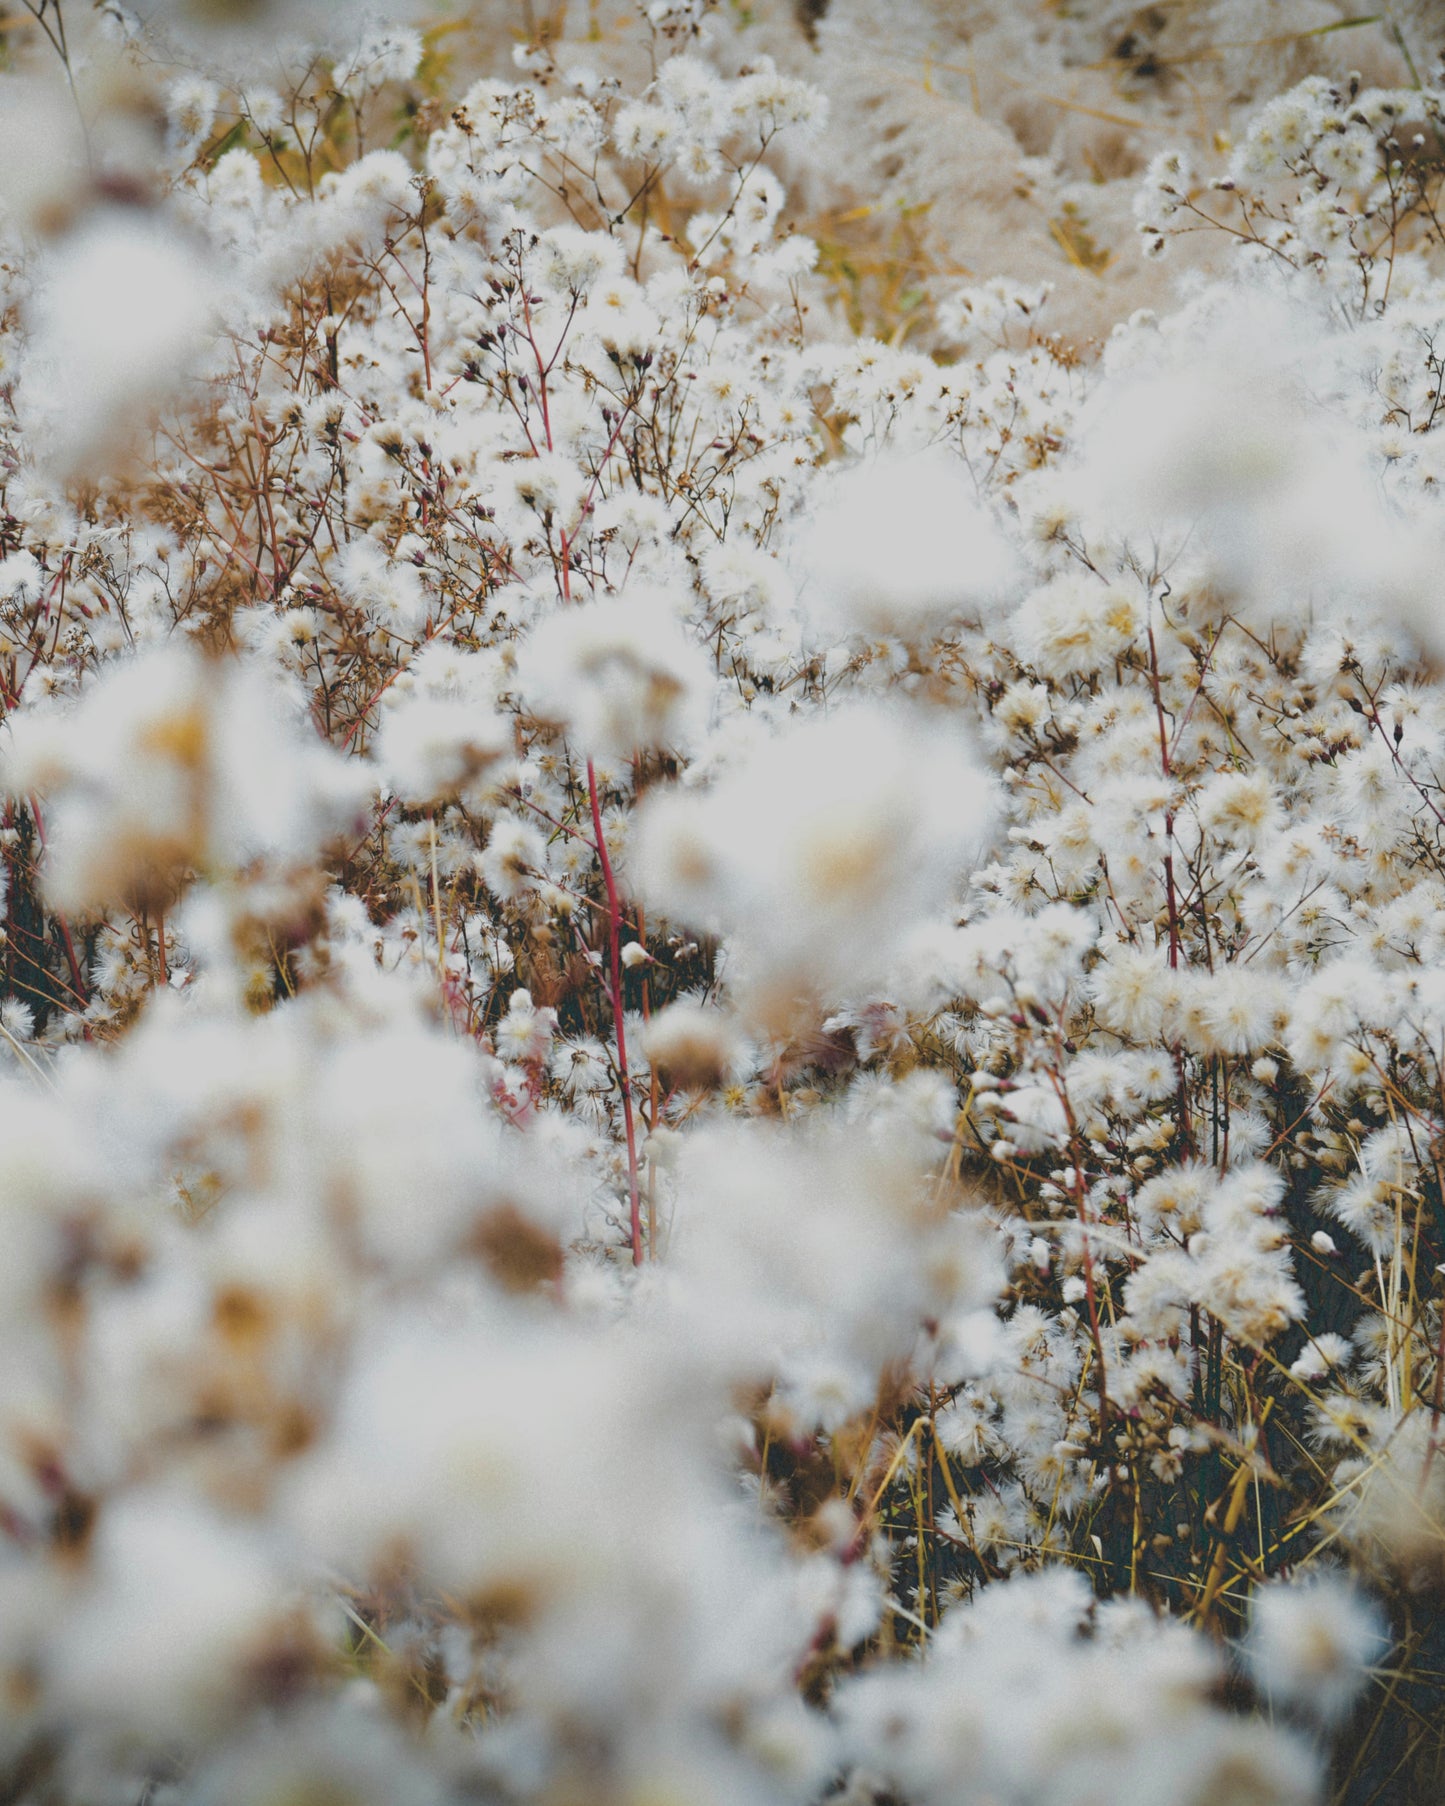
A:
[728,55,826,137]
[835,1567,1320,1806]
[1133,1162,1216,1237]
[533,224,625,297]
[896,902,1095,1017]
[1187,966,1287,1059]
[700,540,796,628]
[295,1021,573,1277]
[165,74,221,159]
[281,1305,812,1737]
[43,1489,304,1744]
[846,1067,960,1166]
[1245,1572,1388,1724]
[1289,1332,1353,1383]
[18,209,218,476]
[1077,291,1437,637]
[477,813,550,907]
[1203,1161,1287,1235]
[640,998,742,1089]
[0,76,88,232]
[629,703,997,1011]
[1183,1160,1304,1344]
[1088,940,1180,1044]
[0,645,370,915]
[0,1086,105,1522]
[795,451,1020,640]
[663,1118,1000,1411]
[1013,572,1143,680]
[186,1701,450,1806]
[501,450,588,527]
[935,1565,1095,1651]
[992,1079,1069,1154]
[1081,354,1301,519]
[1195,768,1281,850]
[1328,1405,1445,1568]
[282,1310,630,1605]
[120,0,420,62]
[1283,956,1399,1083]
[0,551,44,608]
[334,538,431,638]
[374,694,512,807]
[333,25,424,90]
[494,986,557,1065]
[319,151,419,244]
[516,588,713,758]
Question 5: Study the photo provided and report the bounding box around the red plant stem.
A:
[518,292,643,1263]
[587,757,643,1266]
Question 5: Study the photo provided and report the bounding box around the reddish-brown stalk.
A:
[518,287,645,1264]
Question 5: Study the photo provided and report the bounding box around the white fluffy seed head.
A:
[1246,1573,1388,1723]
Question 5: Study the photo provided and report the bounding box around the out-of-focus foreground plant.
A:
[0,2,1442,1803]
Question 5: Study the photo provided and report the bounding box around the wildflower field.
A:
[3,0,1445,1801]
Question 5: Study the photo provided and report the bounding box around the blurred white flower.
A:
[517,587,713,758]
[1246,1573,1388,1723]
[1,646,368,914]
[19,210,218,476]
[796,451,1019,639]
[630,703,996,1012]
[375,695,511,807]
[45,1490,302,1743]
[122,0,420,61]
